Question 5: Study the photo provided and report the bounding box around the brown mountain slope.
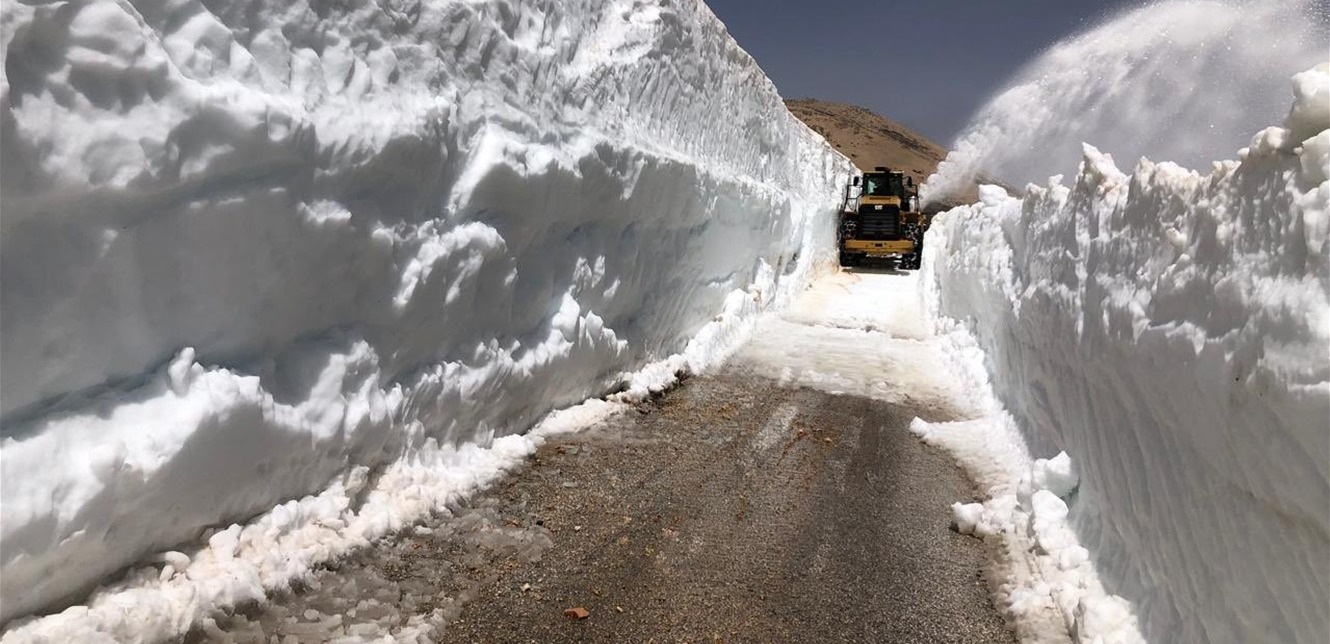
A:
[785,99,946,185]
[786,99,988,208]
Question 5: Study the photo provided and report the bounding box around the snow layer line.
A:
[0,0,854,634]
[922,63,1330,643]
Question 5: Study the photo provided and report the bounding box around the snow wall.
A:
[0,0,853,629]
[923,64,1329,642]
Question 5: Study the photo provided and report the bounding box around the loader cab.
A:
[861,169,913,203]
[851,167,917,213]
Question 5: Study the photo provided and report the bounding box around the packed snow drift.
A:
[0,0,853,637]
[923,63,1329,642]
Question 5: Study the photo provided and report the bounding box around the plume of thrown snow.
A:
[923,0,1327,204]
[922,62,1329,642]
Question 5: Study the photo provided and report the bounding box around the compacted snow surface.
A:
[923,64,1330,643]
[0,0,853,637]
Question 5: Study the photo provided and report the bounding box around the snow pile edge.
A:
[920,63,1329,642]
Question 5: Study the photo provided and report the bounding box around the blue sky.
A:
[706,0,1142,145]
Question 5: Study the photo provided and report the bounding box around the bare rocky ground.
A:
[200,370,1012,643]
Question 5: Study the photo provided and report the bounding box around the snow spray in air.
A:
[923,0,1328,204]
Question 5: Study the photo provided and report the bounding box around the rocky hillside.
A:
[785,99,944,182]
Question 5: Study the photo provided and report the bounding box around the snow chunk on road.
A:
[951,502,988,537]
[912,415,1127,643]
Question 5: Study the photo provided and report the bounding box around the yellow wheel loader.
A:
[837,167,930,269]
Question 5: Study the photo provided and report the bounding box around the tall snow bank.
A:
[923,63,1329,642]
[0,0,854,630]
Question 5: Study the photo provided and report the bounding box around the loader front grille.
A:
[856,205,901,240]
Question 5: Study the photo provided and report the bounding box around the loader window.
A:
[863,174,906,198]
[863,175,887,196]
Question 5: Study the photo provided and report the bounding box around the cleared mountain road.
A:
[201,271,1015,643]
[437,369,1011,643]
